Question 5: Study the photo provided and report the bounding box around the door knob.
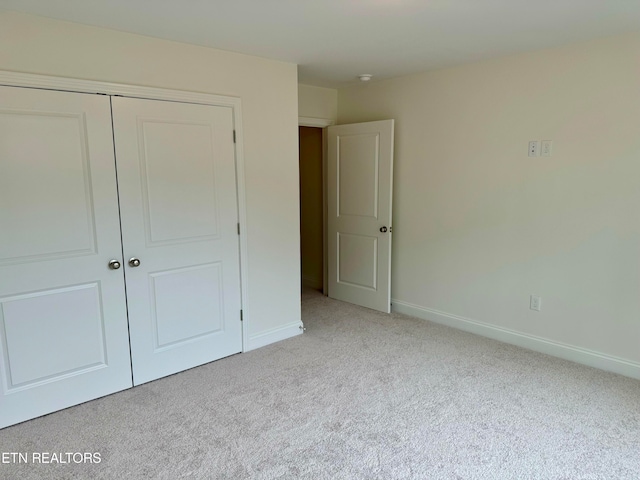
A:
[108,259,121,270]
[380,226,388,233]
[129,258,141,267]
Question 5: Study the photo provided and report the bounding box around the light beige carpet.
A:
[1,289,639,479]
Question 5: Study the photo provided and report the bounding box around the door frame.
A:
[0,70,251,351]
[298,116,333,296]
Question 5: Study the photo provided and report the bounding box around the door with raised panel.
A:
[327,120,394,313]
[0,86,133,428]
[111,97,242,385]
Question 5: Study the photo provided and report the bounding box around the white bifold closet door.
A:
[0,86,243,428]
[111,97,242,386]
[0,86,132,429]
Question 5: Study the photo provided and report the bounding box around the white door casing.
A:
[111,97,242,385]
[0,86,133,428]
[327,120,395,313]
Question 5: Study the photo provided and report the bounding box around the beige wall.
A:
[0,11,301,346]
[299,127,324,290]
[298,84,337,122]
[338,32,640,365]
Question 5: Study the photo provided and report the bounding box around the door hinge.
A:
[237,223,240,235]
[233,130,236,143]
[240,309,243,321]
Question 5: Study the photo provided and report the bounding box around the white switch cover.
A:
[528,141,539,157]
[541,140,552,157]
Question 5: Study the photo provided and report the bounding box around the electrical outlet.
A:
[530,295,542,311]
[528,141,539,157]
[541,140,552,157]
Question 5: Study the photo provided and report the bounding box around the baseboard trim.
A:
[391,299,640,380]
[245,321,303,352]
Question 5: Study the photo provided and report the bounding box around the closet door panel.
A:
[112,97,242,385]
[0,86,133,429]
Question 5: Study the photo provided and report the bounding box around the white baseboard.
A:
[391,299,640,380]
[245,321,303,352]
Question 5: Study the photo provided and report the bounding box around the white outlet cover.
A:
[528,140,539,157]
[530,295,541,311]
[541,140,552,157]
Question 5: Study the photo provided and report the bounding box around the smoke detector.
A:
[358,74,373,82]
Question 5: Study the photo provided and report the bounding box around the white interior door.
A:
[0,86,133,428]
[111,97,242,385]
[327,120,394,313]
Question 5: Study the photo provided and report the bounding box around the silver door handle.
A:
[108,259,121,270]
[129,258,141,267]
[380,226,388,233]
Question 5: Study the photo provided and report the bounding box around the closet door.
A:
[111,97,242,385]
[0,86,133,429]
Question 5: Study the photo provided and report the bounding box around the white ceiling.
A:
[2,1,640,88]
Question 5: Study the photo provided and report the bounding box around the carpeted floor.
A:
[1,289,639,479]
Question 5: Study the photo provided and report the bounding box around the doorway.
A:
[298,126,324,292]
[298,119,395,313]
